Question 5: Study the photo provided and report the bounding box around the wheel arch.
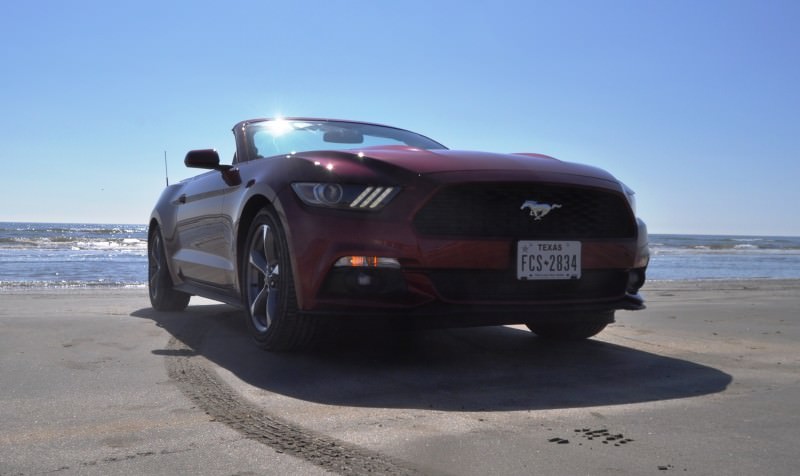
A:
[235,191,307,309]
[236,195,274,283]
[148,217,181,287]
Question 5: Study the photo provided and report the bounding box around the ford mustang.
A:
[148,118,649,350]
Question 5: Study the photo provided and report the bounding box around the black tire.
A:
[526,312,612,340]
[241,208,317,351]
[148,226,190,311]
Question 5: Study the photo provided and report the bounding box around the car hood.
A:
[296,146,618,183]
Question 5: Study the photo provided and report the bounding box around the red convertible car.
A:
[148,118,649,350]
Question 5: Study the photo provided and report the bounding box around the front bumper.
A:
[276,185,649,319]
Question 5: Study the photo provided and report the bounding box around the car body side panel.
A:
[165,171,236,290]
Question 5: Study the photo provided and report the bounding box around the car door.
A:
[172,170,235,289]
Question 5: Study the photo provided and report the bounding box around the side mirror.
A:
[184,149,231,170]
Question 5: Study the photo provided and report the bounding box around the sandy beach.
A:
[1,280,799,475]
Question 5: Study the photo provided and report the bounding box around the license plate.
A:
[517,241,581,280]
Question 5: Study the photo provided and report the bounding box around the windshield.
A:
[246,119,447,159]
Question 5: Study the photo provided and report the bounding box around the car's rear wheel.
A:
[242,208,317,351]
[526,312,612,340]
[148,226,190,311]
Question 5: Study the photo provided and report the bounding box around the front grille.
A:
[429,269,628,302]
[413,183,635,239]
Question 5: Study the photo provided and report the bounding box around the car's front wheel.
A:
[148,226,190,311]
[526,312,612,340]
[241,208,317,351]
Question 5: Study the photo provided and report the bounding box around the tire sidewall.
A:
[148,226,190,311]
[148,228,166,304]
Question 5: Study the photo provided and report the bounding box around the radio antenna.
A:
[164,151,169,186]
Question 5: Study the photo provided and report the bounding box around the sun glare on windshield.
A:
[264,118,295,137]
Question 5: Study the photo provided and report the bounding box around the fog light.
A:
[321,267,407,297]
[334,256,401,269]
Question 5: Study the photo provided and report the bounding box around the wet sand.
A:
[1,280,798,475]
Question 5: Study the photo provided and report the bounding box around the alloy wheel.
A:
[245,224,280,333]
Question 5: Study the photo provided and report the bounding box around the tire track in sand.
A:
[164,335,426,475]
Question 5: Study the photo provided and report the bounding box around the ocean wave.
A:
[72,239,147,251]
[0,236,147,251]
[0,280,146,289]
[0,223,147,234]
[650,245,796,254]
[649,234,800,252]
[651,247,800,256]
[0,237,42,247]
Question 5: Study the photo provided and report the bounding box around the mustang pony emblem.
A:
[520,200,562,220]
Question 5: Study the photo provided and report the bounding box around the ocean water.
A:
[0,222,148,288]
[647,234,800,281]
[1,223,799,288]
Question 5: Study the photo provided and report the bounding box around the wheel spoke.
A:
[265,266,280,322]
[246,223,282,333]
[263,225,278,271]
[248,225,269,275]
[270,264,279,281]
[248,249,268,276]
[250,285,270,325]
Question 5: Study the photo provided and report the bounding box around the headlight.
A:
[291,183,400,210]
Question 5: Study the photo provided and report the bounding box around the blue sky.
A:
[1,0,798,235]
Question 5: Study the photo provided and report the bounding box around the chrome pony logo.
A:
[520,200,562,220]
